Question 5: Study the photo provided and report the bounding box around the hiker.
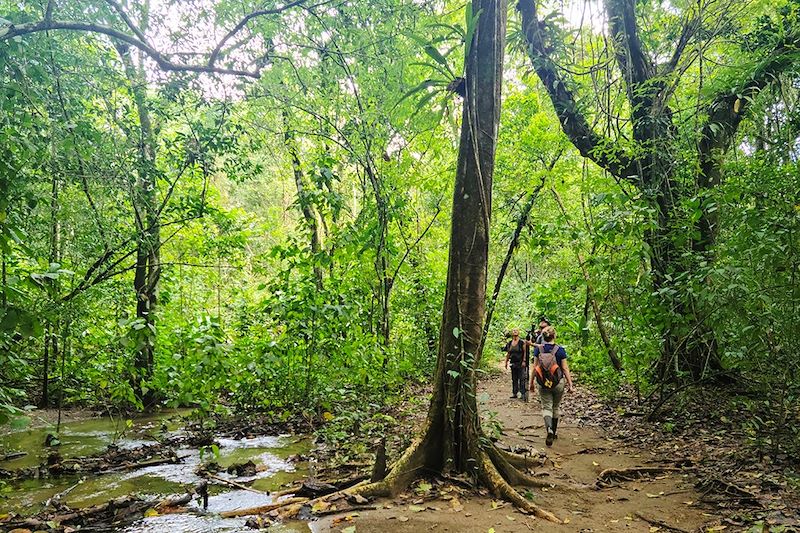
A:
[530,325,574,446]
[503,328,527,399]
[526,317,550,345]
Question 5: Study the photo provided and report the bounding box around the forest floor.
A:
[311,362,798,533]
[2,364,797,532]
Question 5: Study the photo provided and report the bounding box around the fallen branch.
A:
[634,511,692,533]
[99,456,179,474]
[219,496,308,518]
[697,477,760,504]
[1,451,27,461]
[204,472,269,496]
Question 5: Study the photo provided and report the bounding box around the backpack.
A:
[533,344,563,389]
[505,339,525,367]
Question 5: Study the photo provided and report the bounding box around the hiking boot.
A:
[552,418,559,439]
[545,430,554,447]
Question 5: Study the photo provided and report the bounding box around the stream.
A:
[0,411,313,532]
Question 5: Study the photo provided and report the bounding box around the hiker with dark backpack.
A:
[503,329,527,399]
[530,326,574,447]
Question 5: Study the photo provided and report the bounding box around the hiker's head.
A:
[539,318,551,331]
[511,328,520,338]
[542,326,556,342]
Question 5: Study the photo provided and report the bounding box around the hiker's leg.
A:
[550,381,566,439]
[517,369,527,396]
[539,388,553,424]
[511,367,520,396]
[551,381,566,419]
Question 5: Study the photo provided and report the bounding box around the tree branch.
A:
[0,20,260,77]
[102,0,150,46]
[208,0,307,66]
[517,0,640,183]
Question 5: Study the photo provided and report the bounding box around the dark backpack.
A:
[533,344,563,389]
[505,339,525,367]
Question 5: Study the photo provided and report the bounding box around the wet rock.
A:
[244,515,272,529]
[226,460,257,477]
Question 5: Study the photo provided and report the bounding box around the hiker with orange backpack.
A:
[529,326,574,447]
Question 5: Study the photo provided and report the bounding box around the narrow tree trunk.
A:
[42,168,61,407]
[283,112,324,287]
[481,178,546,354]
[551,188,622,371]
[118,45,159,404]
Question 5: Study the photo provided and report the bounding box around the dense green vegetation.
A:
[1,0,798,460]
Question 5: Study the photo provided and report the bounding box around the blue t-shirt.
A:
[533,343,567,366]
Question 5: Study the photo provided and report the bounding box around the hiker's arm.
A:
[562,359,574,392]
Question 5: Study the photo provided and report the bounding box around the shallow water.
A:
[0,411,312,532]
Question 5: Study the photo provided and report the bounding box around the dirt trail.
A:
[313,365,719,532]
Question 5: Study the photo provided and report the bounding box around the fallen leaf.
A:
[408,505,425,513]
[649,527,661,532]
[506,515,516,521]
[398,516,409,522]
[592,461,600,466]
[491,500,501,509]
[341,526,356,533]
[564,517,571,524]
[683,501,694,506]
[312,500,332,514]
[144,508,159,518]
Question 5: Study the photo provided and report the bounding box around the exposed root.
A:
[486,445,584,492]
[478,450,562,523]
[346,432,428,498]
[596,466,690,486]
[496,448,542,469]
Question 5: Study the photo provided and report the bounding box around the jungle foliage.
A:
[0,0,798,457]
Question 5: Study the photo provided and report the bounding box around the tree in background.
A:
[518,0,800,380]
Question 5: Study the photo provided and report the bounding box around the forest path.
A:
[313,362,720,532]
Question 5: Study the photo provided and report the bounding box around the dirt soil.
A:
[311,366,724,533]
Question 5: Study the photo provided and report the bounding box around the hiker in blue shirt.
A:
[530,326,574,447]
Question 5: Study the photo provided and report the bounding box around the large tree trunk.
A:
[335,3,562,521]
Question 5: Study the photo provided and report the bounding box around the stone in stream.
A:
[226,460,257,477]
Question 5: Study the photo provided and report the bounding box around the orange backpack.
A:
[533,344,563,389]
